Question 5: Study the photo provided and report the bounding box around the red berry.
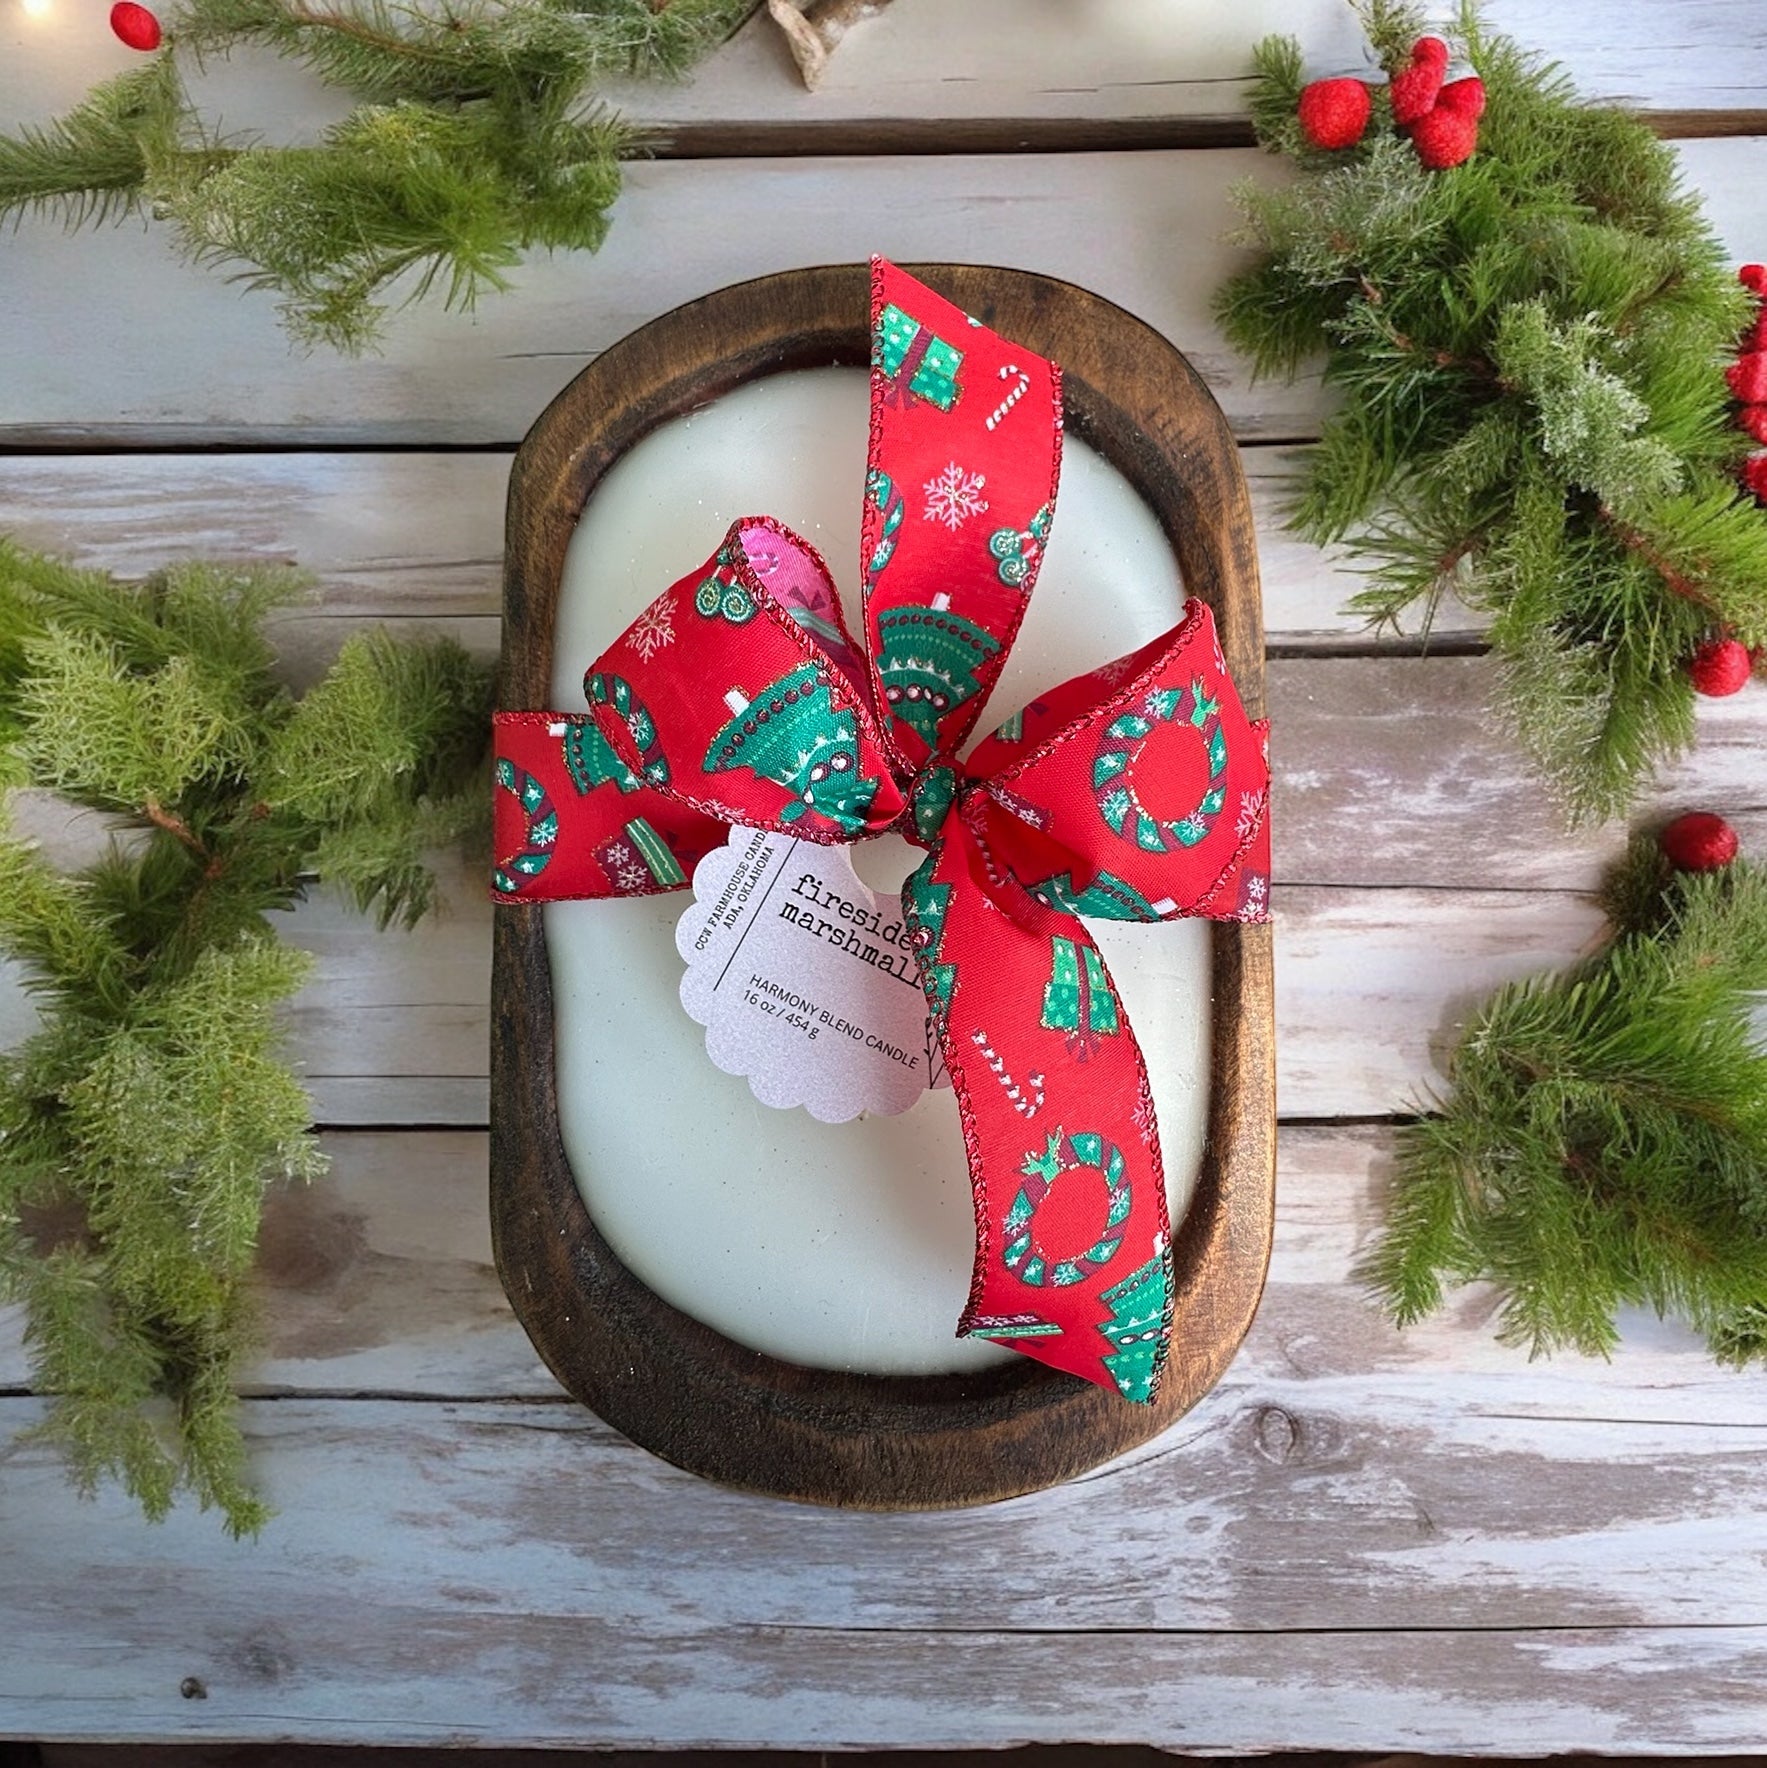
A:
[1410,105,1479,170]
[1660,811,1740,873]
[1743,454,1767,501]
[109,1,161,49]
[1390,36,1450,124]
[1298,78,1374,150]
[1688,637,1754,697]
[1740,265,1767,295]
[1727,352,1767,403]
[1739,406,1767,445]
[1437,75,1486,117]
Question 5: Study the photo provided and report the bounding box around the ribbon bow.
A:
[493,260,1270,1404]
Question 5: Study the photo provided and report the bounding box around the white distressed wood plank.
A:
[1274,657,1767,889]
[10,1124,1761,1416]
[604,0,1767,127]
[11,1123,1761,1411]
[0,875,1620,1128]
[1,139,1762,446]
[0,446,1461,650]
[0,1131,547,1399]
[2,1384,1766,1749]
[1272,884,1605,1117]
[8,1,1760,141]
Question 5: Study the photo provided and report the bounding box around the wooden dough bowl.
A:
[492,262,1275,1508]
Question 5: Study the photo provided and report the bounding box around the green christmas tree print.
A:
[1099,1254,1169,1404]
[904,856,957,1029]
[563,720,640,796]
[1027,868,1174,923]
[703,663,879,833]
[1041,935,1121,1055]
[874,302,965,411]
[876,597,1000,746]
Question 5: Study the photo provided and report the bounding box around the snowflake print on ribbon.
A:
[923,461,989,532]
[626,592,677,662]
[1131,1085,1156,1145]
[1237,787,1268,841]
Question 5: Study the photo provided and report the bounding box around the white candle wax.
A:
[547,368,1212,1375]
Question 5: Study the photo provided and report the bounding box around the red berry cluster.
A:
[1734,264,1767,504]
[1683,265,1767,701]
[1296,36,1484,170]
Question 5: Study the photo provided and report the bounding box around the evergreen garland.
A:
[1216,1,1767,823]
[0,0,757,351]
[0,540,491,1532]
[1371,829,1767,1363]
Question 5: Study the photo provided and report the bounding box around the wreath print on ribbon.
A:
[1094,676,1228,852]
[490,258,1272,1405]
[1004,1129,1132,1288]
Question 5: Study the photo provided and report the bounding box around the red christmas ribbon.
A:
[493,260,1271,1404]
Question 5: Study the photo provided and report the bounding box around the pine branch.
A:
[0,58,185,228]
[1218,8,1767,821]
[1368,834,1767,1363]
[1,0,757,349]
[0,539,492,1531]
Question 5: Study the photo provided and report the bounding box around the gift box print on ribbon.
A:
[493,261,1271,1407]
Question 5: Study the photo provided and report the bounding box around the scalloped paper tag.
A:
[675,825,946,1123]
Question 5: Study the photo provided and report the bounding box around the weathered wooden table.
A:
[2,1,1765,1751]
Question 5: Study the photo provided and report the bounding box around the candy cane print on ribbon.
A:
[586,672,671,788]
[492,759,558,895]
[490,258,1273,1404]
[987,363,1032,431]
[970,1026,1046,1120]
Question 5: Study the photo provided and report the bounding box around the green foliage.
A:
[1369,834,1767,1363]
[0,538,491,1531]
[0,0,757,350]
[1216,1,1767,822]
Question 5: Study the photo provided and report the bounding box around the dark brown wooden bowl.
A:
[492,262,1275,1507]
